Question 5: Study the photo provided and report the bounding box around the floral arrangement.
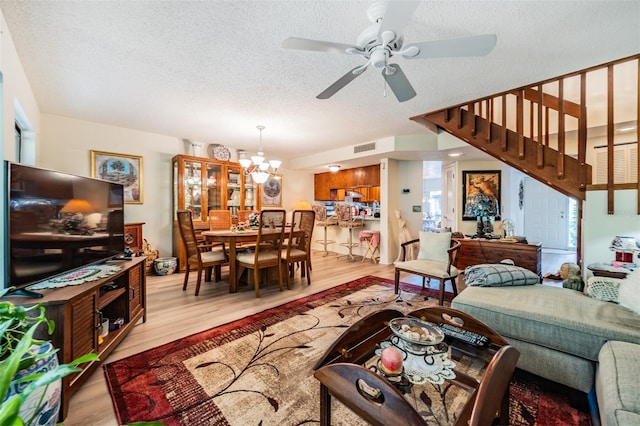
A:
[248,213,260,228]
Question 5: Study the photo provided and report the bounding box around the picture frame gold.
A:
[91,150,144,204]
[261,174,283,207]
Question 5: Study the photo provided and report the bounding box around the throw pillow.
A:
[584,276,620,302]
[417,231,451,263]
[464,264,540,287]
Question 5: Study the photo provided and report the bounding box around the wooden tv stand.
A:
[454,238,542,275]
[16,256,147,421]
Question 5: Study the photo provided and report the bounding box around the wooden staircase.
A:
[410,54,640,209]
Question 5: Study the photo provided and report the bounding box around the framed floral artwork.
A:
[261,175,283,207]
[462,170,501,220]
[91,150,143,204]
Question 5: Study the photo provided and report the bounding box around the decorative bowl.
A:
[153,257,177,275]
[389,317,444,354]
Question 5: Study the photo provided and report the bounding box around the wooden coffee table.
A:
[313,307,511,426]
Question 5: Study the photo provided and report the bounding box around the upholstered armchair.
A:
[394,231,461,305]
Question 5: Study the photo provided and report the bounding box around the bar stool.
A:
[312,204,337,256]
[359,230,380,264]
[335,203,364,261]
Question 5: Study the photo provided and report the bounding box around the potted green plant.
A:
[0,287,99,425]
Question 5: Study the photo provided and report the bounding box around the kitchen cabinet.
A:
[172,154,259,270]
[314,164,381,201]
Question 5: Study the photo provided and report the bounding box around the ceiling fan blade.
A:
[282,37,356,54]
[378,0,420,39]
[404,34,497,59]
[317,67,365,99]
[382,64,416,102]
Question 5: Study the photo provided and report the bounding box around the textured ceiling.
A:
[0,0,638,168]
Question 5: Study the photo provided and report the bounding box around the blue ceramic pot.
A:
[154,257,178,275]
[3,342,62,426]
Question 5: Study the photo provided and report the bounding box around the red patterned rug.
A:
[104,276,591,425]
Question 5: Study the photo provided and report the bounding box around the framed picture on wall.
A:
[261,175,283,207]
[462,170,501,220]
[91,150,144,204]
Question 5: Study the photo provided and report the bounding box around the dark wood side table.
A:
[454,238,542,275]
[313,307,513,426]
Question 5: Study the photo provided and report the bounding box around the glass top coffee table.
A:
[313,306,515,426]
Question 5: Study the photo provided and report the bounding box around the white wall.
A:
[39,114,315,258]
[583,190,640,267]
[0,9,42,288]
[397,160,423,237]
[380,158,399,264]
[40,114,181,257]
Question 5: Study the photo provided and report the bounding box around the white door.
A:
[523,178,569,249]
[441,163,456,231]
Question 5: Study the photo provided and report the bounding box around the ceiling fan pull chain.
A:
[383,77,387,98]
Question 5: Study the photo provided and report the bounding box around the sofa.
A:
[450,267,640,426]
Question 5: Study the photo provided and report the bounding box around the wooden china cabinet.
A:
[172,154,259,271]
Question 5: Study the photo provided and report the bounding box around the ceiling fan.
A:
[282,0,497,102]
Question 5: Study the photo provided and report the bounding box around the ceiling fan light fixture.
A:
[282,0,497,103]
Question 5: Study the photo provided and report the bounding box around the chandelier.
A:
[238,125,281,184]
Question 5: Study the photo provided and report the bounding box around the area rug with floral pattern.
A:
[104,276,591,425]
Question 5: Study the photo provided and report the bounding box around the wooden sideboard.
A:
[454,238,542,275]
[13,257,147,421]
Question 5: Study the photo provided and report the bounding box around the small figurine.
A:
[559,262,584,291]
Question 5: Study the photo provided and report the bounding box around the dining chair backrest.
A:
[209,209,232,230]
[289,209,316,253]
[177,210,199,259]
[256,209,287,251]
[238,209,258,223]
[334,203,353,224]
[311,204,328,222]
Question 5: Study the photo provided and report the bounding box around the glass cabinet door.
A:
[206,163,223,216]
[226,165,242,220]
[183,159,204,221]
[244,174,257,212]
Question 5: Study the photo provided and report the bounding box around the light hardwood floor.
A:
[64,249,573,425]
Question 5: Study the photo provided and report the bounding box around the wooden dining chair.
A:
[281,209,315,288]
[237,209,258,224]
[209,209,232,230]
[177,210,228,296]
[236,209,287,297]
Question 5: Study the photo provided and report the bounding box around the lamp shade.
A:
[294,200,311,210]
[60,199,94,214]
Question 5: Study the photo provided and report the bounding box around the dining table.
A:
[201,227,299,293]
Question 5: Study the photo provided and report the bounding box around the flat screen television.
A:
[4,162,125,296]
